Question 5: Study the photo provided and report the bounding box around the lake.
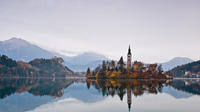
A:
[0,78,199,112]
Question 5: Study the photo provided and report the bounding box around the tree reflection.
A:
[172,79,200,95]
[86,79,173,111]
[0,77,199,112]
[0,78,75,99]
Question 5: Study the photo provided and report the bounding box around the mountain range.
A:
[0,37,194,72]
[0,38,107,72]
[0,38,54,61]
[64,52,108,72]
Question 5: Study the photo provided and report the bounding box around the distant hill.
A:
[64,52,108,65]
[66,60,107,72]
[0,55,74,77]
[0,38,108,72]
[170,60,200,77]
[64,52,108,72]
[161,57,193,71]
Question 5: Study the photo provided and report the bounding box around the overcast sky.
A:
[0,0,200,63]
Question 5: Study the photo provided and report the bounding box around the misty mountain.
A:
[163,86,193,99]
[161,57,193,71]
[64,52,108,72]
[64,52,107,65]
[1,38,194,73]
[0,37,54,62]
[65,59,108,72]
[0,38,108,72]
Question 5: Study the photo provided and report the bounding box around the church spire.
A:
[127,45,132,69]
[128,103,131,112]
[128,45,131,55]
[127,88,132,112]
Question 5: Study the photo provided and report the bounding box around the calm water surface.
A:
[0,78,199,112]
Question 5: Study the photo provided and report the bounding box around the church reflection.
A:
[0,78,199,112]
[127,87,132,112]
[86,79,173,111]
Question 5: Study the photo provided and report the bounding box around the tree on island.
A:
[110,60,115,71]
[86,55,172,79]
[98,61,107,78]
[118,56,126,73]
[87,68,91,74]
[86,67,91,77]
[102,61,107,72]
[158,65,163,74]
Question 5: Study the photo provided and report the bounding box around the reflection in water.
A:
[0,78,76,99]
[0,78,199,112]
[172,79,200,95]
[86,79,173,111]
[127,87,131,112]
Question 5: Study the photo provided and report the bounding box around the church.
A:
[127,45,132,69]
[127,46,132,112]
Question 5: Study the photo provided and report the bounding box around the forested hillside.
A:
[170,60,200,77]
[0,55,74,77]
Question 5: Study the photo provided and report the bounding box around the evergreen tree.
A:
[102,60,106,72]
[110,60,115,71]
[87,68,91,74]
[118,56,125,72]
[158,65,163,74]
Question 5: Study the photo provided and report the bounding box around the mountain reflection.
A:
[0,78,76,99]
[0,78,199,112]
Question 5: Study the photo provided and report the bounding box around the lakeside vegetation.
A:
[170,60,200,78]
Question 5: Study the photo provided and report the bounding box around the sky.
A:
[0,0,200,63]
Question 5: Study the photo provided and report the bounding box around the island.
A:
[86,46,173,79]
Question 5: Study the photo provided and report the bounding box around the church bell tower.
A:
[127,45,132,69]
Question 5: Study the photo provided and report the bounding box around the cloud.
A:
[0,0,200,62]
